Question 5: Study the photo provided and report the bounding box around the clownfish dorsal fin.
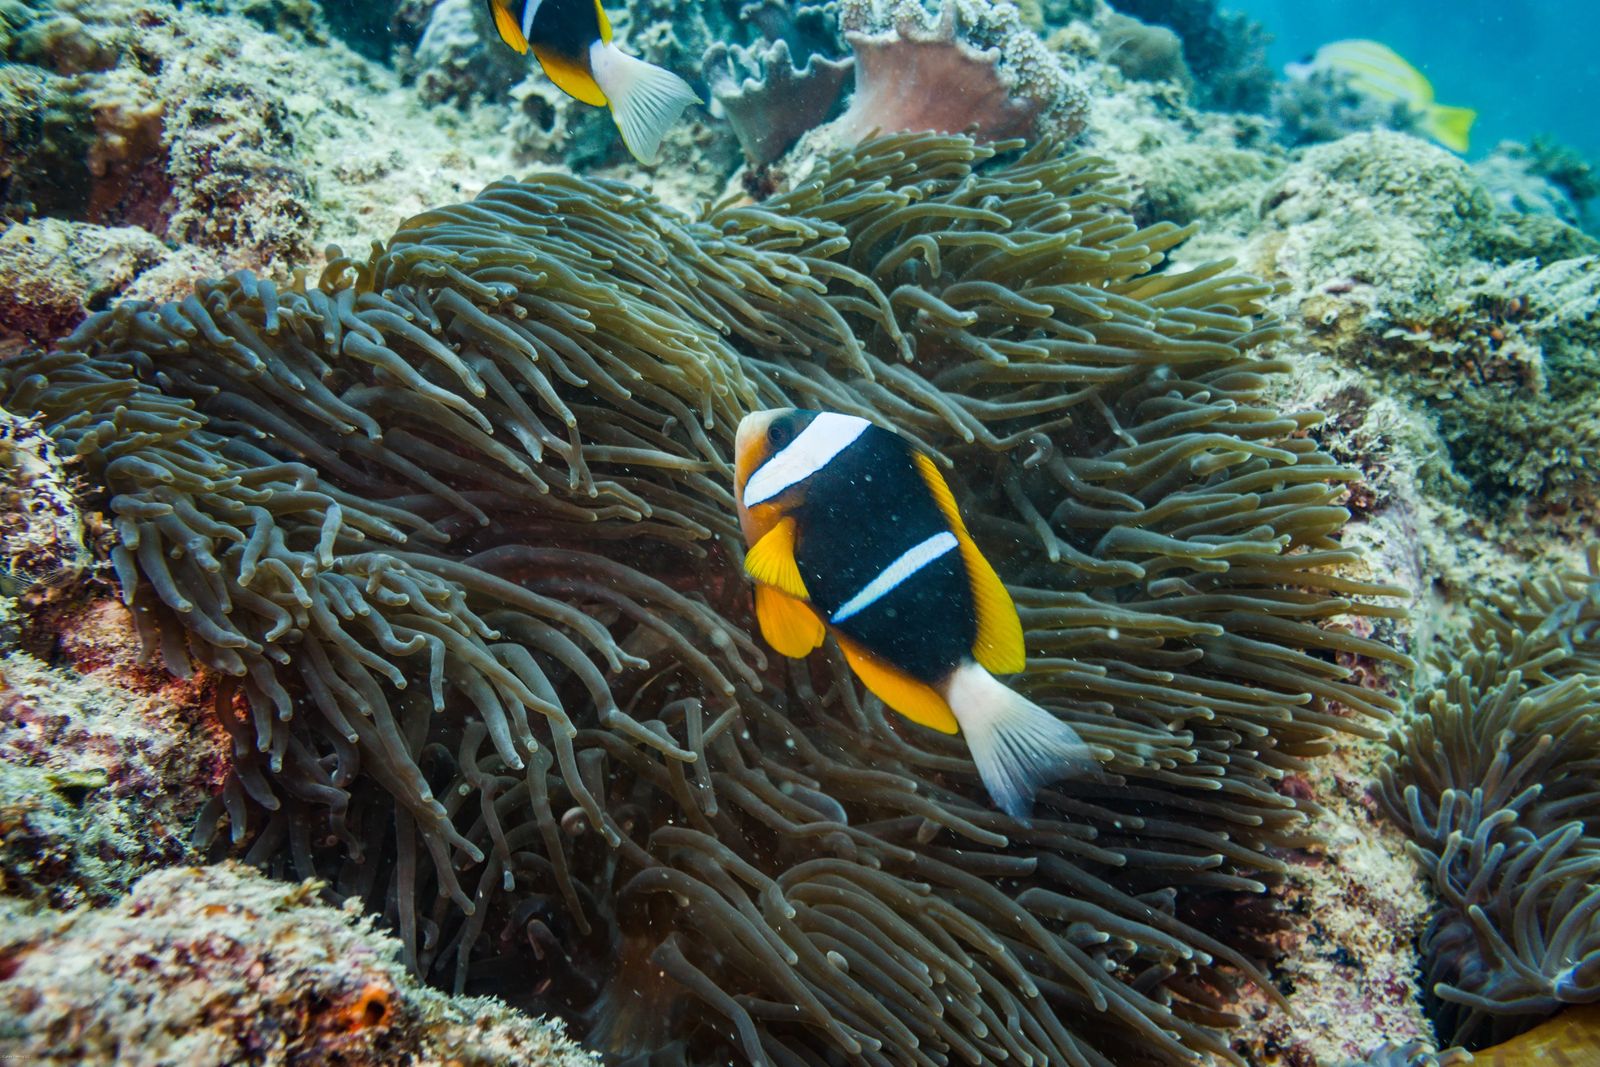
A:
[912,452,1026,675]
[487,0,530,53]
[744,517,809,600]
[835,636,960,735]
[754,585,825,659]
[593,0,612,43]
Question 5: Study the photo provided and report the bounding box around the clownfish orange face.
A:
[732,409,845,546]
[729,407,1099,819]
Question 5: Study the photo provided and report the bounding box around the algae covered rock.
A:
[0,862,598,1067]
[1246,130,1600,518]
[0,219,169,345]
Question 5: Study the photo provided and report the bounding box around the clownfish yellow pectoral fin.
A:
[744,517,808,600]
[836,635,960,735]
[913,452,1026,675]
[754,584,825,659]
[533,45,609,107]
[487,0,529,54]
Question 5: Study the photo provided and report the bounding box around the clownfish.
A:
[733,409,1099,818]
[483,0,699,165]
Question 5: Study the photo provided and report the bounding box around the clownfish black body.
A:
[484,0,698,164]
[733,408,1099,818]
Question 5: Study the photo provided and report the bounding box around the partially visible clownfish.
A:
[733,408,1100,818]
[483,0,699,165]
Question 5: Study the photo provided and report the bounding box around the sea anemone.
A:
[3,133,1405,1065]
[1378,549,1600,1048]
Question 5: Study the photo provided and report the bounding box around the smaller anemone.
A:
[1379,548,1600,1048]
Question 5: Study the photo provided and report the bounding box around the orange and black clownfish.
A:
[483,0,699,165]
[733,408,1100,818]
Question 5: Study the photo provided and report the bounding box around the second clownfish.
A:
[484,0,699,165]
[734,408,1100,818]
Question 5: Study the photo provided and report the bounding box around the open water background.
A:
[1233,0,1600,160]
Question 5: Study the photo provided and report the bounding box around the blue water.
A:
[1232,0,1600,160]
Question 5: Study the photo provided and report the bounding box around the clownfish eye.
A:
[768,418,798,449]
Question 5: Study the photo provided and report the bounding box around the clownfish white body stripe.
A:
[831,531,958,624]
[732,408,1099,818]
[483,0,699,165]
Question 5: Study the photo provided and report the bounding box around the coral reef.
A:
[1,132,1408,1064]
[1228,734,1437,1065]
[705,38,853,167]
[0,643,226,907]
[1242,131,1600,518]
[0,220,169,346]
[409,0,522,108]
[1096,10,1191,89]
[1273,70,1419,149]
[1378,550,1600,1048]
[0,405,91,596]
[1341,1042,1471,1067]
[1103,0,1273,113]
[0,0,518,278]
[1476,138,1600,234]
[0,861,598,1066]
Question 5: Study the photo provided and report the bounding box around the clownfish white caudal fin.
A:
[945,662,1098,819]
[588,41,699,165]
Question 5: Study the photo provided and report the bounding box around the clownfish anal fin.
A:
[754,584,825,659]
[836,636,960,735]
[912,452,1026,675]
[744,517,809,600]
[487,0,530,53]
[533,44,609,106]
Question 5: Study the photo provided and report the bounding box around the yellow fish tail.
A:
[1424,102,1476,153]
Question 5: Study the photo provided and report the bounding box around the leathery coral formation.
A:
[1378,549,1600,1049]
[2,133,1406,1065]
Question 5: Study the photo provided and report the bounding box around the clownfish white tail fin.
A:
[588,42,699,165]
[946,663,1099,820]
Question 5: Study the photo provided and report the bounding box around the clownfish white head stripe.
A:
[741,411,870,508]
[732,407,1101,819]
[832,531,958,624]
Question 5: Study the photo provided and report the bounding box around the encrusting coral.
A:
[0,861,598,1066]
[1378,549,1600,1049]
[3,132,1407,1065]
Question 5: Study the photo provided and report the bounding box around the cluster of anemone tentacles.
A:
[3,134,1407,1067]
[1379,550,1600,1051]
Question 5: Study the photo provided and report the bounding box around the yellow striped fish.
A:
[1288,39,1476,153]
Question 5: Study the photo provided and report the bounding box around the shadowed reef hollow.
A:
[1,133,1408,1066]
